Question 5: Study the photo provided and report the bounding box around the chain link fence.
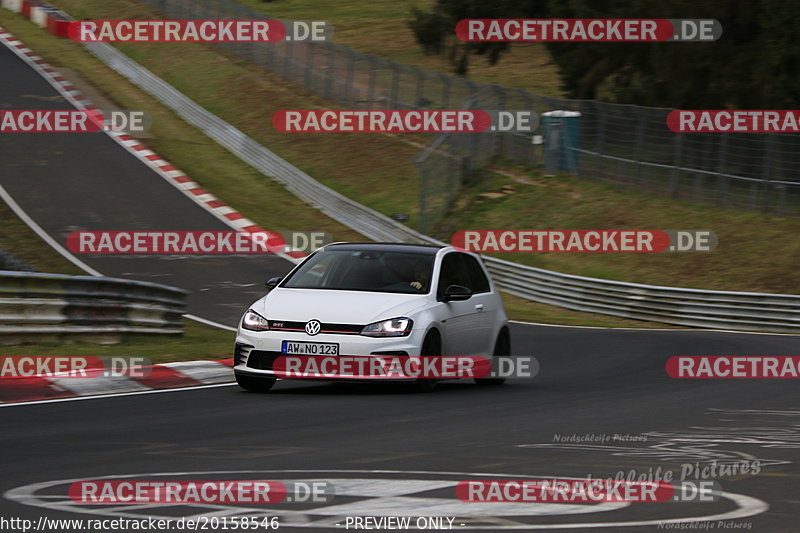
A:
[140,0,800,233]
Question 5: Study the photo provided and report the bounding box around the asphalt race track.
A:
[1,37,800,533]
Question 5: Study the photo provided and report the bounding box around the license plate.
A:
[281,341,339,355]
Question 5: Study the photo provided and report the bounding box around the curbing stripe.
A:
[161,360,233,385]
[0,359,235,404]
[48,374,151,396]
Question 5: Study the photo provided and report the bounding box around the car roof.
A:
[322,242,445,255]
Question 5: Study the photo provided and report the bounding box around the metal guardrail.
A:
[0,271,187,344]
[66,34,800,333]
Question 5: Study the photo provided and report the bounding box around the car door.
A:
[437,252,482,356]
[460,253,498,355]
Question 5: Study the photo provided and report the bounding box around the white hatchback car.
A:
[233,242,510,392]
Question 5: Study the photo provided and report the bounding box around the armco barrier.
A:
[0,271,187,344]
[2,7,799,333]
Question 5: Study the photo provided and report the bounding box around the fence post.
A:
[669,132,683,197]
[761,133,774,213]
[447,153,458,222]
[416,157,427,233]
[304,41,314,90]
[391,63,400,107]
[414,66,426,108]
[368,56,378,109]
[595,100,606,181]
[439,72,450,110]
[344,49,355,106]
[324,43,334,101]
[525,91,539,168]
[464,81,479,181]
[715,133,729,206]
[634,108,646,187]
[693,138,710,202]
[491,83,505,158]
[266,37,275,73]
[283,36,293,82]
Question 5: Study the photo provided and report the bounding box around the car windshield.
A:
[281,249,435,294]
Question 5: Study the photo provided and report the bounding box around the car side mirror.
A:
[266,276,282,289]
[440,284,472,302]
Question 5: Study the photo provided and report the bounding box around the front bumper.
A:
[234,328,425,380]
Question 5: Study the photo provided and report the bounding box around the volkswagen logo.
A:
[305,319,321,336]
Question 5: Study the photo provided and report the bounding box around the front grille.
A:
[268,320,363,335]
[246,351,282,371]
[234,343,254,366]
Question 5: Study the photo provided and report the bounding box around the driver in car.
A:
[410,261,431,291]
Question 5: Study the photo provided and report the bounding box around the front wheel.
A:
[475,329,509,386]
[235,374,276,392]
[415,332,440,393]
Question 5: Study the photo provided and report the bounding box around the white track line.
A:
[510,319,800,336]
[0,383,238,408]
[0,184,101,276]
[183,313,237,332]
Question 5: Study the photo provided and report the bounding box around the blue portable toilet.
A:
[542,110,581,175]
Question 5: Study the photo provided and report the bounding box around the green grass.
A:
[235,0,565,97]
[443,165,800,293]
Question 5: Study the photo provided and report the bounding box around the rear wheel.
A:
[475,328,509,386]
[235,374,276,392]
[415,332,440,393]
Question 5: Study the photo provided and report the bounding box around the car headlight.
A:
[361,317,413,337]
[242,309,270,331]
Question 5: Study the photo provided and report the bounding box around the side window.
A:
[437,253,471,299]
[461,254,491,294]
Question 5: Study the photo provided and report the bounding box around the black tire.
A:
[415,331,440,393]
[235,374,276,392]
[475,328,509,386]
